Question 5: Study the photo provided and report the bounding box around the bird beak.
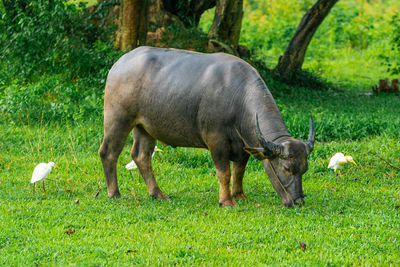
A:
[350,160,357,166]
[155,147,163,152]
[55,164,60,169]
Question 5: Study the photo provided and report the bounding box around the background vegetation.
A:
[0,0,399,265]
[201,0,400,90]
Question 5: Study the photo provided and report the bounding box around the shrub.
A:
[0,0,122,122]
[0,75,103,122]
[385,13,400,75]
[0,0,119,80]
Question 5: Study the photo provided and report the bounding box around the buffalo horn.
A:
[256,114,282,157]
[305,115,315,154]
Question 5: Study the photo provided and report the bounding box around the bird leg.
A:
[336,171,341,183]
[33,183,35,193]
[42,180,46,192]
[129,170,135,183]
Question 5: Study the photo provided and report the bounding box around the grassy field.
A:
[1,86,400,265]
[1,0,400,265]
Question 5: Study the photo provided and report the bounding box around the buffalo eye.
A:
[283,165,291,173]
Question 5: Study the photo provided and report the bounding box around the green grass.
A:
[1,88,400,265]
[1,1,400,264]
[264,74,400,141]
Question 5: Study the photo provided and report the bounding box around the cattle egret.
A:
[328,153,357,181]
[125,146,163,182]
[31,162,58,192]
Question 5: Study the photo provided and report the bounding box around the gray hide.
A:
[99,46,314,207]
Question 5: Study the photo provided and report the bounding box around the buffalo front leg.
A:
[210,150,236,207]
[232,156,249,200]
[131,126,167,199]
[99,117,133,198]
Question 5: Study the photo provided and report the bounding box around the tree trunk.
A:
[208,0,243,49]
[274,0,338,81]
[149,0,216,28]
[148,0,182,29]
[189,0,217,26]
[114,0,149,51]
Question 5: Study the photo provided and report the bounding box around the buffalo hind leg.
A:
[131,126,167,199]
[99,118,133,198]
[210,148,236,207]
[232,156,249,200]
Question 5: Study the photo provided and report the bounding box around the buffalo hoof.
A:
[108,189,121,198]
[150,189,169,200]
[233,192,247,200]
[219,198,237,207]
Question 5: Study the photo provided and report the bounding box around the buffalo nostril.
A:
[294,197,305,206]
[283,199,294,208]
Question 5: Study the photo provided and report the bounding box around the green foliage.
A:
[260,71,400,141]
[0,0,119,80]
[0,0,123,122]
[1,1,400,265]
[163,0,199,27]
[0,75,103,122]
[147,22,209,52]
[274,68,333,91]
[384,13,400,75]
[200,0,400,89]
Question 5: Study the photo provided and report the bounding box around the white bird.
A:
[328,153,357,182]
[125,146,163,182]
[125,160,138,171]
[31,161,58,192]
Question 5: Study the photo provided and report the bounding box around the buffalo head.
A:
[244,115,315,207]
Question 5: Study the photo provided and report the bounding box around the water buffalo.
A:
[99,46,315,207]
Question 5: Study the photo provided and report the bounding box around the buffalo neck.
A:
[239,80,291,146]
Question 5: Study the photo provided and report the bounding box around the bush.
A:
[385,13,400,75]
[0,0,119,80]
[222,0,400,88]
[0,75,103,122]
[0,0,122,122]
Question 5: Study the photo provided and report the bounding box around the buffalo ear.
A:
[244,146,267,160]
